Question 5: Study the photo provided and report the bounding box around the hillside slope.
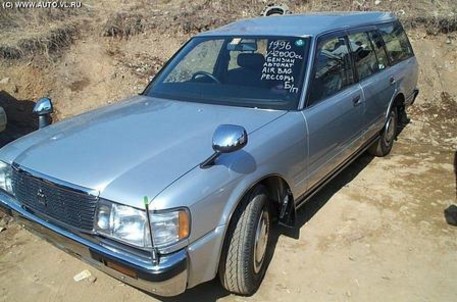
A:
[0,2,456,301]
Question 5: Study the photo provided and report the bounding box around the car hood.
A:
[5,96,286,208]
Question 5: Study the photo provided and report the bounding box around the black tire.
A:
[369,106,398,157]
[219,185,272,295]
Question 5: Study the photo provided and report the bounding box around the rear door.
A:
[347,29,397,139]
[378,21,418,105]
[303,33,365,190]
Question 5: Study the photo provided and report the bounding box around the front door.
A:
[303,33,365,191]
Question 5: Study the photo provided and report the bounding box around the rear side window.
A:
[308,36,354,105]
[348,32,379,80]
[378,21,413,64]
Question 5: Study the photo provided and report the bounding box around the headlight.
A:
[95,201,151,248]
[0,161,13,195]
[150,209,190,247]
[95,200,190,249]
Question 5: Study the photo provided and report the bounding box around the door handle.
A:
[389,77,396,85]
[352,95,362,106]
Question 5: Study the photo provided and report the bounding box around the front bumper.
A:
[0,191,188,297]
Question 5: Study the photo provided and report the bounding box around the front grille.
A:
[12,168,98,231]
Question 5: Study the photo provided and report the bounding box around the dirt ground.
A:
[0,1,457,301]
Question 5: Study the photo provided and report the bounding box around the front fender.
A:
[149,111,307,287]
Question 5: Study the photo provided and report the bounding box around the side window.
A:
[368,30,389,70]
[348,32,379,80]
[308,36,354,105]
[378,21,413,64]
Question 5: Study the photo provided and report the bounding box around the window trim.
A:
[142,38,194,96]
[376,20,414,66]
[301,19,414,110]
[367,29,391,68]
[347,30,385,83]
[304,31,356,108]
[145,35,311,111]
[399,21,415,57]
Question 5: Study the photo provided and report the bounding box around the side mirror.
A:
[33,97,53,128]
[201,124,248,168]
[212,124,248,153]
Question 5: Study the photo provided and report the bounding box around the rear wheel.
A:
[369,106,398,157]
[219,185,271,295]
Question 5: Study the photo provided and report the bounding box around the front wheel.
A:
[219,185,271,295]
[368,106,398,157]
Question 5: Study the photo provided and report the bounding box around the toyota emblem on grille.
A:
[36,188,47,207]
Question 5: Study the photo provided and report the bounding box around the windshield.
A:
[145,36,310,110]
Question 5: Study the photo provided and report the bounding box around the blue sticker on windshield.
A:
[295,39,305,47]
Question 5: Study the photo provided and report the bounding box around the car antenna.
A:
[144,196,159,265]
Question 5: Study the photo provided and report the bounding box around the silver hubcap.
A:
[253,211,269,274]
[383,112,396,146]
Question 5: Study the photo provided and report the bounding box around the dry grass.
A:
[0,6,89,60]
[0,6,82,29]
[1,0,456,61]
[296,0,457,33]
[99,0,266,38]
[98,0,457,39]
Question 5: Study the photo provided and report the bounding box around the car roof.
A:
[197,12,397,38]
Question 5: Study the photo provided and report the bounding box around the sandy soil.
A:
[0,6,456,302]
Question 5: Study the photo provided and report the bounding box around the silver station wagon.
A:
[0,12,418,296]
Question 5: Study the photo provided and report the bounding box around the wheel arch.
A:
[225,174,294,227]
[385,92,405,123]
[216,173,294,270]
